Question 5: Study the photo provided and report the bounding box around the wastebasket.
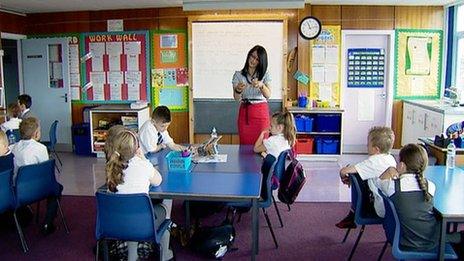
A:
[72,123,93,156]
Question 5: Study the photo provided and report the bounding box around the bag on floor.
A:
[190,220,236,259]
[277,154,306,205]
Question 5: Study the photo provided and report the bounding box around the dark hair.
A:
[7,103,21,118]
[240,45,268,83]
[152,106,171,123]
[18,94,32,109]
[399,144,431,202]
[272,111,296,147]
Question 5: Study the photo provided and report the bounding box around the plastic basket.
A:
[295,137,314,154]
[166,151,192,171]
[314,114,341,132]
[315,137,340,154]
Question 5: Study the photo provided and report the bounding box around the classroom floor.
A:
[56,151,368,202]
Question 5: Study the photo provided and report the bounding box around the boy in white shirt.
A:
[336,126,396,229]
[1,103,22,133]
[12,117,61,235]
[139,106,184,155]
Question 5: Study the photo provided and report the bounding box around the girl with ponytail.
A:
[253,110,296,159]
[379,144,463,251]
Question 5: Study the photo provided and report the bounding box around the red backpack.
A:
[277,154,306,204]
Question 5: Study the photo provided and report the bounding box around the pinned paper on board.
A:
[357,89,375,121]
[293,70,310,85]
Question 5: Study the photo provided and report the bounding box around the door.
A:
[341,31,394,153]
[21,38,71,149]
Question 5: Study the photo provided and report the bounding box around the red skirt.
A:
[237,102,270,145]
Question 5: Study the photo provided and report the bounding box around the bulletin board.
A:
[0,49,4,109]
[347,48,385,88]
[310,25,341,106]
[151,30,189,111]
[81,31,149,103]
[28,34,82,101]
[394,29,443,99]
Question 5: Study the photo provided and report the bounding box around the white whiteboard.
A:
[192,21,284,99]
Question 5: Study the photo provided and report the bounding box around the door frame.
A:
[1,32,26,94]
[340,30,395,128]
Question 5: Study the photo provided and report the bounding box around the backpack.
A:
[190,220,236,259]
[277,154,306,204]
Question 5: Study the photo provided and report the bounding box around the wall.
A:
[0,5,444,146]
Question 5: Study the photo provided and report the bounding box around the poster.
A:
[82,31,149,103]
[347,48,385,88]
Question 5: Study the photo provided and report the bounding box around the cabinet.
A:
[89,105,150,155]
[288,107,344,161]
[401,101,462,146]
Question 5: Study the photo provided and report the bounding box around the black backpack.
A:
[277,154,306,204]
[190,220,236,259]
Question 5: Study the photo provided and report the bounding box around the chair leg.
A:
[95,240,100,261]
[13,211,29,253]
[57,199,70,234]
[262,208,278,249]
[342,227,352,243]
[53,150,63,166]
[348,225,365,261]
[158,244,163,261]
[377,241,388,261]
[272,195,284,228]
[36,202,40,224]
[287,204,291,211]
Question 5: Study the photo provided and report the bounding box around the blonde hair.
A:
[272,111,296,146]
[19,117,40,140]
[105,130,139,192]
[0,131,8,148]
[368,126,394,154]
[399,144,431,202]
[104,125,126,162]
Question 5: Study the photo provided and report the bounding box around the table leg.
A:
[184,200,190,231]
[439,218,446,261]
[252,198,259,260]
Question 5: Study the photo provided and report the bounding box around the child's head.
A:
[151,106,171,133]
[17,94,32,111]
[19,117,41,141]
[0,131,9,156]
[271,111,296,146]
[398,143,431,201]
[7,103,21,118]
[104,125,126,161]
[367,126,394,155]
[106,130,139,192]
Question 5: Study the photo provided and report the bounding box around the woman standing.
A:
[232,45,271,144]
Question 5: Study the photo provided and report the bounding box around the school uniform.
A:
[0,150,14,173]
[19,108,35,120]
[139,120,174,155]
[232,71,271,145]
[263,133,290,159]
[116,156,172,261]
[354,153,396,218]
[1,117,22,132]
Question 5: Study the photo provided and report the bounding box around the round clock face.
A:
[299,16,322,40]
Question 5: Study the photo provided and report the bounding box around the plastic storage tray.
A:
[314,114,341,132]
[315,137,339,154]
[166,151,192,171]
[295,137,314,154]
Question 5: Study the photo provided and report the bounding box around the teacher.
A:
[232,45,271,145]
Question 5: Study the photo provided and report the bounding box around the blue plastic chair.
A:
[377,190,458,260]
[271,150,290,227]
[14,159,69,252]
[0,169,28,252]
[95,191,172,261]
[228,154,279,248]
[42,120,62,167]
[343,174,384,261]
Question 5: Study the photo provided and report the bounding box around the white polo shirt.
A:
[116,156,159,194]
[139,120,174,154]
[263,134,290,159]
[378,173,436,197]
[12,139,49,175]
[1,118,22,132]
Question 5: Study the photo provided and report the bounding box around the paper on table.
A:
[127,83,140,100]
[312,45,325,64]
[325,45,339,64]
[90,72,106,85]
[195,154,228,163]
[110,84,122,100]
[124,42,141,55]
[357,89,375,121]
[324,64,338,84]
[93,84,105,101]
[318,83,332,102]
[312,65,325,83]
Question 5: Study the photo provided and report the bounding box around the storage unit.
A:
[289,107,344,160]
[89,105,150,156]
[401,100,464,146]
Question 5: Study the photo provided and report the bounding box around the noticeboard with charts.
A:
[347,48,385,88]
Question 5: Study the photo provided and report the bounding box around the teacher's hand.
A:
[251,78,264,90]
[235,82,246,93]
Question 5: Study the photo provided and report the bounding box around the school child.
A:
[12,117,61,235]
[0,130,14,172]
[104,125,126,162]
[106,130,173,261]
[139,106,185,155]
[253,111,296,158]
[1,103,22,133]
[17,94,35,119]
[378,144,463,251]
[336,126,396,229]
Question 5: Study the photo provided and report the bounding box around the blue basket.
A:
[295,115,305,132]
[304,117,313,132]
[166,151,192,172]
[315,114,341,132]
[315,137,340,154]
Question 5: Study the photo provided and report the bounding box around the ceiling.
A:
[0,0,457,14]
